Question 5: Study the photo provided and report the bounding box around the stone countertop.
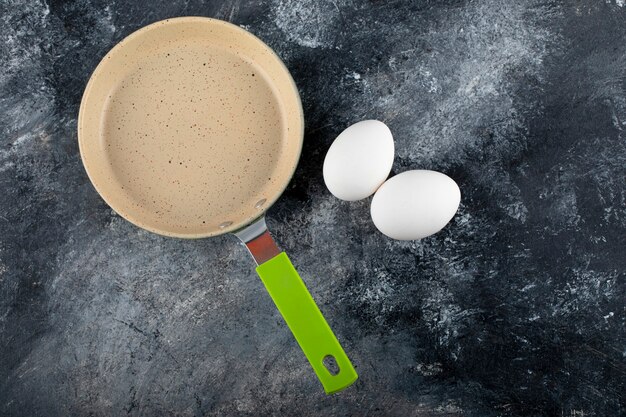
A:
[1,1,625,416]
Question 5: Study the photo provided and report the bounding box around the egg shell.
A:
[370,170,461,240]
[323,120,394,201]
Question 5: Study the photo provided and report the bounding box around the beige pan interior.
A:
[79,17,303,238]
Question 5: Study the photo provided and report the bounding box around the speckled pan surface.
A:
[78,17,303,238]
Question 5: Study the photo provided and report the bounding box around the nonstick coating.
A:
[78,17,303,238]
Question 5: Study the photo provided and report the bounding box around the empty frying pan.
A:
[78,17,357,394]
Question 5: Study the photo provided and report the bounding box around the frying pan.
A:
[78,17,357,394]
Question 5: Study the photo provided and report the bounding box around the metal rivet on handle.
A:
[254,198,267,209]
[219,221,233,229]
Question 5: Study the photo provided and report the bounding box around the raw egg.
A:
[370,170,461,240]
[323,120,394,201]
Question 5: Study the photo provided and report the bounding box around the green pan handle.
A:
[256,252,358,394]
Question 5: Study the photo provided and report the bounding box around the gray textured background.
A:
[1,0,625,416]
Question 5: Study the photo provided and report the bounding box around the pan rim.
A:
[78,16,304,239]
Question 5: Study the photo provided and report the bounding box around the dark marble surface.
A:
[1,0,625,416]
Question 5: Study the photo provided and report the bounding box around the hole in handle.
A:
[323,355,340,376]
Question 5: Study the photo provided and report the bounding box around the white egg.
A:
[370,170,461,240]
[323,120,394,201]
